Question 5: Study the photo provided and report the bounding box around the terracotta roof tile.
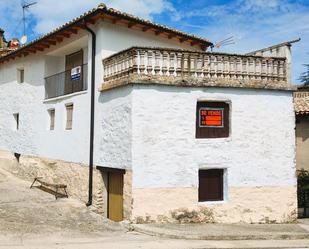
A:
[294,91,309,114]
[0,3,212,63]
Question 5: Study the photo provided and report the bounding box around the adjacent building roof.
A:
[294,87,309,115]
[247,38,301,56]
[0,3,212,64]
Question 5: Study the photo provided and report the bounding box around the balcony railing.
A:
[45,64,88,99]
[101,47,289,91]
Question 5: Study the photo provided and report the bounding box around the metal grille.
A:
[45,64,88,99]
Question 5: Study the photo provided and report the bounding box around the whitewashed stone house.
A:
[0,4,297,223]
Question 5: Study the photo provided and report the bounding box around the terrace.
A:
[100,47,291,92]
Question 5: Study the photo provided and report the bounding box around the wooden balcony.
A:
[100,47,292,91]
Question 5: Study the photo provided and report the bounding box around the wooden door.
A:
[108,172,124,222]
[64,50,83,94]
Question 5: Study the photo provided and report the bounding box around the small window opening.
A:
[66,104,73,130]
[17,69,24,83]
[13,113,19,130]
[48,109,55,130]
[198,169,224,202]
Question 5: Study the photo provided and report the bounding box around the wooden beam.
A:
[26,48,37,54]
[37,43,50,49]
[46,40,57,45]
[155,30,163,36]
[112,18,121,24]
[34,47,44,51]
[91,13,103,21]
[89,18,96,24]
[72,25,84,30]
[55,37,63,42]
[60,32,71,38]
[142,26,151,32]
[128,22,137,28]
[168,34,176,39]
[68,28,78,34]
[190,41,199,46]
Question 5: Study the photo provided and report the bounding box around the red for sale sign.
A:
[199,108,224,128]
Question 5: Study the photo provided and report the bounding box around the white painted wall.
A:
[0,52,92,163]
[95,86,132,169]
[131,85,296,188]
[93,20,201,169]
[0,19,197,169]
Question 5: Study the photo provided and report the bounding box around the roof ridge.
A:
[0,3,212,63]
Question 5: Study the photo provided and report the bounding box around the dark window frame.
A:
[13,113,19,130]
[65,103,73,130]
[17,68,24,83]
[196,101,230,138]
[198,169,224,202]
[48,109,55,130]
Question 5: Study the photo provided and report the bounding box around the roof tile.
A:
[294,91,309,114]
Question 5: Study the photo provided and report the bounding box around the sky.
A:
[0,0,308,84]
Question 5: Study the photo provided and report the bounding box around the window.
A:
[13,113,19,130]
[65,104,73,130]
[196,101,230,138]
[48,109,55,130]
[17,68,24,83]
[199,169,224,202]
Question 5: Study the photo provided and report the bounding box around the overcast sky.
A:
[0,0,308,83]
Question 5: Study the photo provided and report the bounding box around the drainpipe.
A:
[84,22,96,207]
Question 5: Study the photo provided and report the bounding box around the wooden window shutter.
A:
[66,104,73,130]
[196,101,230,138]
[198,169,224,202]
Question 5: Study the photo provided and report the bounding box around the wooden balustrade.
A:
[101,47,288,91]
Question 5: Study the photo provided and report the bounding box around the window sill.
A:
[198,200,227,205]
[195,136,232,142]
[43,90,87,103]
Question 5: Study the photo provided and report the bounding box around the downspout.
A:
[84,22,96,207]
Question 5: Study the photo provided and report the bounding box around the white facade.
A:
[0,16,297,223]
[131,85,296,189]
[0,20,194,166]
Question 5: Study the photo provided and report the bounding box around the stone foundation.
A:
[131,186,297,224]
[0,150,297,224]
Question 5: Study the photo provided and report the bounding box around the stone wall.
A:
[0,149,133,219]
[0,150,105,216]
[131,186,297,223]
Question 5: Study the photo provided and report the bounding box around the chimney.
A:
[8,38,20,49]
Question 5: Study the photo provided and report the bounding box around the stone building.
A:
[0,4,298,223]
